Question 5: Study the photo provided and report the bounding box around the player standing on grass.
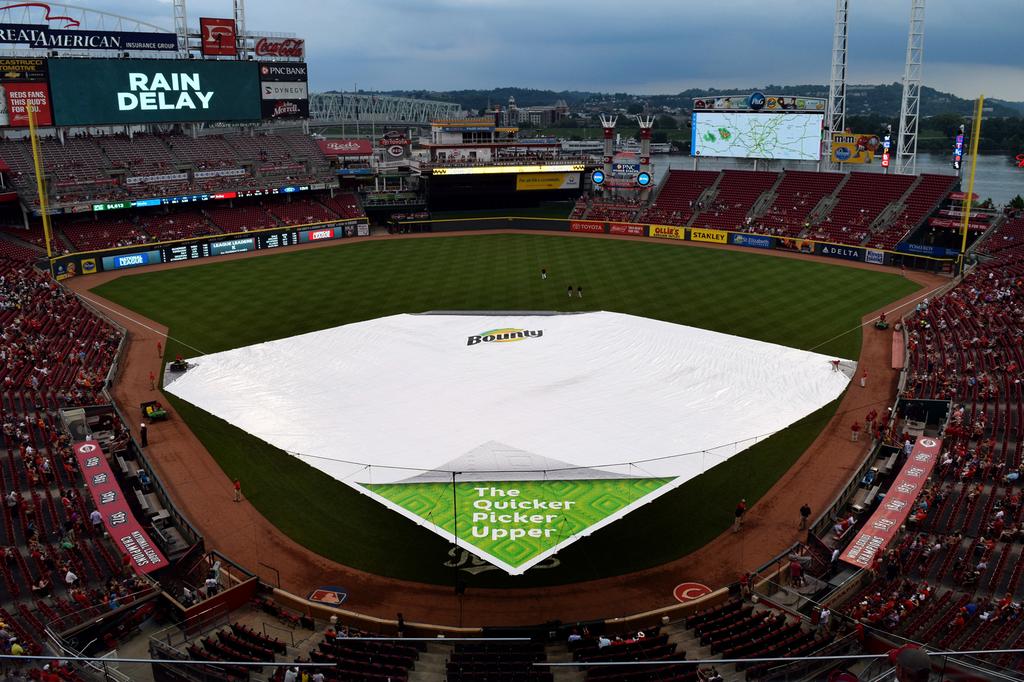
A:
[541,268,547,280]
[567,285,573,298]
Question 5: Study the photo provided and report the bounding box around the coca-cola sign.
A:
[254,37,304,59]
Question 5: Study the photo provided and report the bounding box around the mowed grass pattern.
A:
[95,234,919,587]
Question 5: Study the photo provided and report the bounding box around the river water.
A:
[651,152,1022,206]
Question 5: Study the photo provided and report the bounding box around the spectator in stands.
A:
[64,566,78,591]
[597,635,611,648]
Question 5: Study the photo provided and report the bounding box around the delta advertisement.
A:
[815,243,865,262]
[690,228,728,244]
[830,132,880,164]
[649,225,684,240]
[259,62,308,120]
[842,437,942,568]
[515,173,580,191]
[47,58,261,125]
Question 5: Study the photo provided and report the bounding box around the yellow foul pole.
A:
[959,95,984,275]
[26,104,53,261]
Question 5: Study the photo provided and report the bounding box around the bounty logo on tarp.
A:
[363,478,672,573]
[467,328,543,346]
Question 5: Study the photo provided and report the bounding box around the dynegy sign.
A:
[48,58,261,125]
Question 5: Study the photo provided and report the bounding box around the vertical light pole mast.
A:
[233,0,247,59]
[173,0,188,58]
[896,0,926,175]
[824,0,850,171]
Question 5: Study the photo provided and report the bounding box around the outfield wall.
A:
[409,217,957,272]
[50,215,955,280]
[49,217,371,281]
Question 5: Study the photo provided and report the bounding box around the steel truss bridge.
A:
[309,93,461,125]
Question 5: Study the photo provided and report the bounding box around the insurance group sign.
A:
[48,58,261,125]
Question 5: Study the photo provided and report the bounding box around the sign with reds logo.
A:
[673,582,712,603]
[199,18,236,56]
[254,37,304,59]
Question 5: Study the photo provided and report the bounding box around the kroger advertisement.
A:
[47,58,261,125]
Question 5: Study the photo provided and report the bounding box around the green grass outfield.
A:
[94,233,919,588]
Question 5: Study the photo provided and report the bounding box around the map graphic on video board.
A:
[691,112,823,161]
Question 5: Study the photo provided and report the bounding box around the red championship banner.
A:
[610,223,646,236]
[570,221,604,234]
[73,441,168,574]
[841,437,942,569]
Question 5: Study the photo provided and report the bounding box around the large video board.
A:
[691,112,823,161]
[48,58,261,125]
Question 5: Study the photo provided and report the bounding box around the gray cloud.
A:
[69,0,1024,100]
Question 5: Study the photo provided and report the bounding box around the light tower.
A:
[599,114,617,192]
[824,0,850,170]
[896,0,926,175]
[635,114,654,199]
[233,0,247,58]
[173,0,188,58]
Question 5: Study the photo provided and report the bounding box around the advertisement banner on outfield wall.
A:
[47,58,261,125]
[569,221,604,234]
[864,249,885,265]
[73,441,169,574]
[815,243,864,262]
[842,437,942,568]
[690,228,728,244]
[729,233,774,249]
[649,225,684,240]
[895,242,955,258]
[610,223,646,236]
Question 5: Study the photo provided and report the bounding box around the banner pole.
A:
[958,95,984,276]
[27,105,54,261]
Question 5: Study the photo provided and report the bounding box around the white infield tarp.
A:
[166,312,852,485]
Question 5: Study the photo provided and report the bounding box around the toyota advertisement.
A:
[259,61,308,120]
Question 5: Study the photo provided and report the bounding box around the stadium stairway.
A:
[861,175,924,245]
[746,171,787,224]
[687,172,725,227]
[406,642,448,681]
[801,172,850,233]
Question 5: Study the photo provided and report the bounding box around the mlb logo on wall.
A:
[200,18,237,56]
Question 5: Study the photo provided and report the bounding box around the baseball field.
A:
[93,233,920,588]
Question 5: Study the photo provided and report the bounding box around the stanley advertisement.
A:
[48,58,261,125]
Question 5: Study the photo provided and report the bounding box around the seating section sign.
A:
[73,441,168,574]
[364,479,671,573]
[841,437,942,569]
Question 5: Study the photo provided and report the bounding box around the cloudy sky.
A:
[103,0,1023,100]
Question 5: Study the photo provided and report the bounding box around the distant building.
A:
[490,96,570,127]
